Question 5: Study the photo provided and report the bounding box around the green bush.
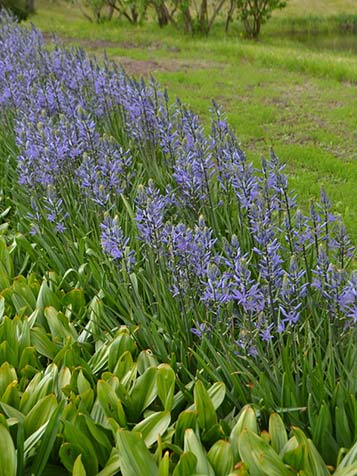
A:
[236,0,288,38]
[0,0,31,20]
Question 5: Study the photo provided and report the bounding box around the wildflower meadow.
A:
[1,9,357,476]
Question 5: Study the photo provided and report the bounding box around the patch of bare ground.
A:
[114,57,221,75]
[113,57,177,75]
[42,32,219,75]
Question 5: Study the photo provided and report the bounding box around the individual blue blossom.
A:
[339,272,357,324]
[312,245,347,319]
[76,137,133,206]
[292,209,313,255]
[100,215,134,268]
[249,193,277,248]
[235,335,258,357]
[278,255,307,329]
[43,188,69,233]
[135,180,171,254]
[202,262,229,306]
[260,323,274,342]
[173,106,216,209]
[203,236,265,319]
[190,322,210,338]
[163,216,216,298]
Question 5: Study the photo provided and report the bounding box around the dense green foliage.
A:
[230,0,287,37]
[1,234,357,474]
[0,5,357,474]
[0,0,32,19]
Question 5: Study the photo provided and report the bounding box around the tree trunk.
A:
[130,5,139,24]
[199,0,208,34]
[225,0,235,32]
[107,1,115,20]
[252,13,261,38]
[182,5,192,34]
[152,1,171,27]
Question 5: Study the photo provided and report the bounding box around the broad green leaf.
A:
[76,414,111,468]
[334,463,357,476]
[269,413,288,454]
[0,295,5,321]
[0,340,17,367]
[127,367,158,420]
[97,379,127,427]
[63,421,99,476]
[239,429,293,476]
[81,414,112,452]
[18,346,40,373]
[230,405,258,463]
[0,423,17,476]
[184,429,215,476]
[108,333,136,372]
[113,350,134,380]
[87,343,110,374]
[202,422,225,448]
[61,288,86,316]
[24,422,48,459]
[1,380,19,407]
[0,361,17,397]
[194,380,217,432]
[30,327,59,360]
[137,350,159,374]
[36,280,60,310]
[0,237,13,280]
[20,364,58,414]
[158,451,170,476]
[157,364,175,412]
[58,367,72,391]
[59,442,82,474]
[116,430,159,476]
[44,307,77,340]
[16,421,24,476]
[73,455,87,476]
[97,448,121,476]
[172,452,197,476]
[208,440,234,476]
[280,436,304,470]
[174,410,197,448]
[77,369,91,395]
[133,411,171,448]
[0,402,25,423]
[304,438,331,476]
[24,394,57,437]
[11,277,36,313]
[336,405,352,449]
[187,382,226,413]
[339,440,357,469]
[311,402,338,463]
[29,399,65,476]
[208,382,226,410]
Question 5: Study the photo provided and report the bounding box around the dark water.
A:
[285,32,357,54]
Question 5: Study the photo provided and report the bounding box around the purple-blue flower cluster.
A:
[1,12,356,351]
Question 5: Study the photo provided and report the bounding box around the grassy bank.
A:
[29,1,357,239]
[2,9,357,474]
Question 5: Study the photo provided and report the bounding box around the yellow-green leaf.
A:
[0,423,16,476]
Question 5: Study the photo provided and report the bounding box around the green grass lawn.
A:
[29,0,357,239]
